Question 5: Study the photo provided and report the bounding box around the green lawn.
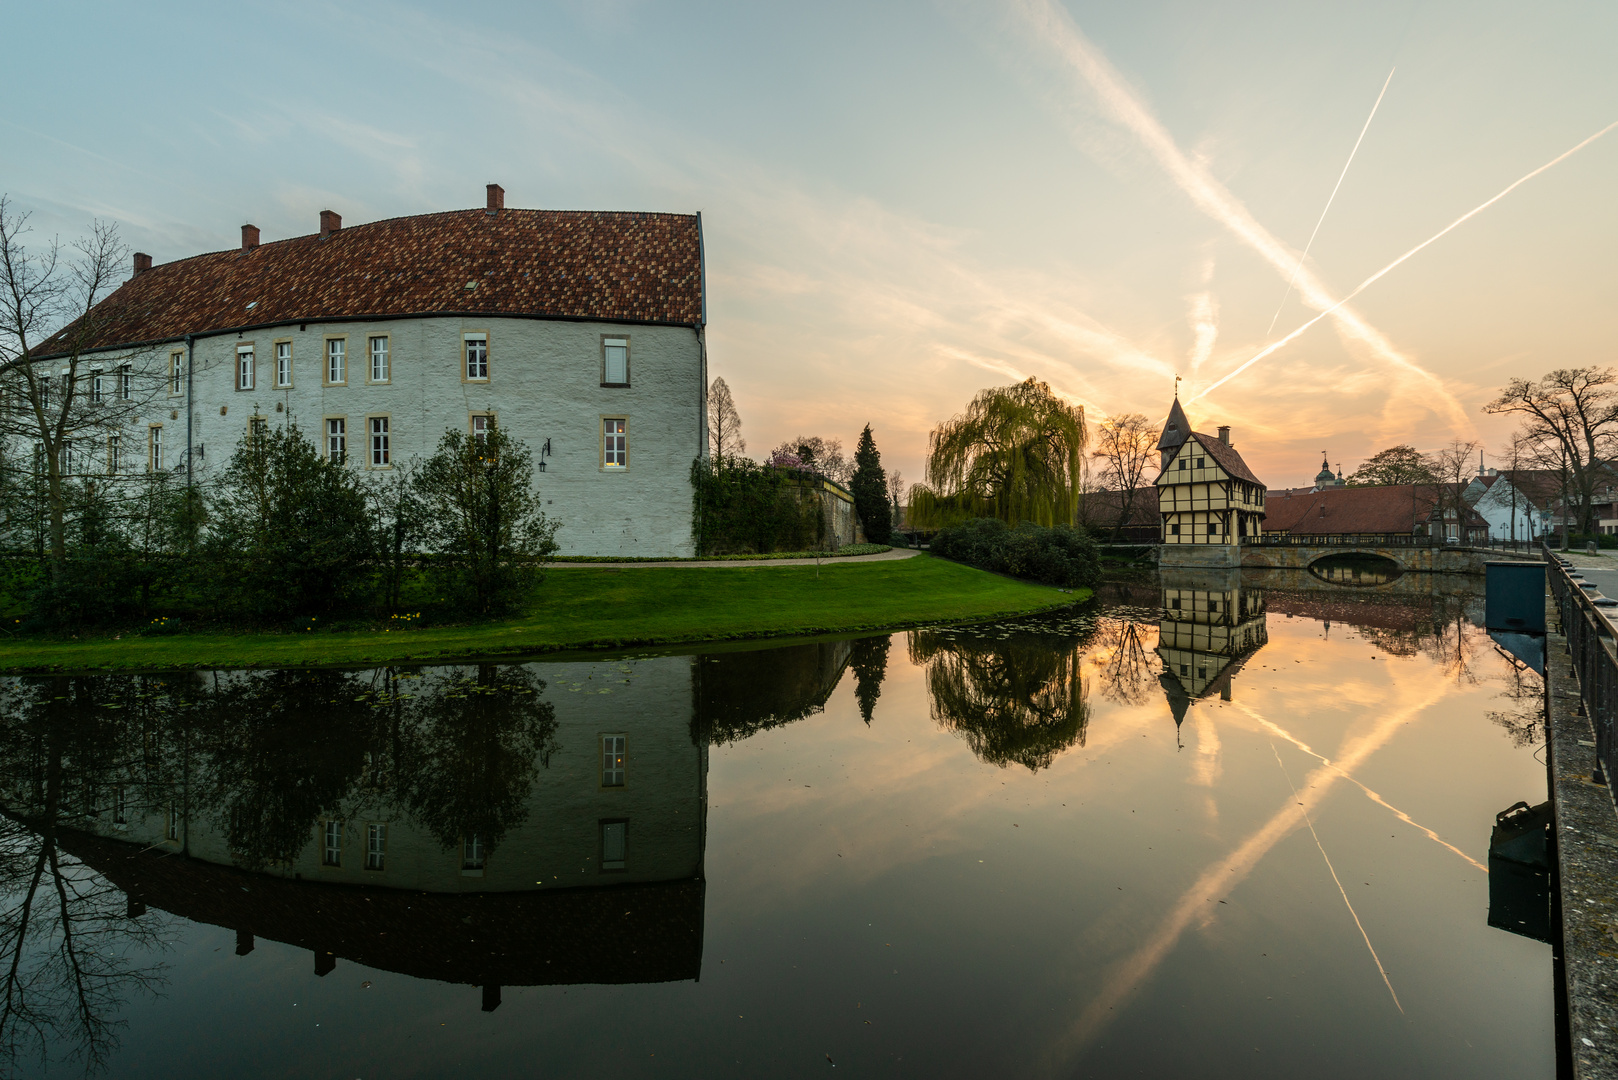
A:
[0,553,1084,673]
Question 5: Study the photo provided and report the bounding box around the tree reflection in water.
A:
[908,627,1090,771]
[1090,617,1158,707]
[694,641,854,745]
[0,679,173,1075]
[849,637,890,725]
[0,666,560,1074]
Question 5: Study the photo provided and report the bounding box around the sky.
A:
[4,0,1616,489]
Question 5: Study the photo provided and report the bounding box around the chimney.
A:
[132,252,152,276]
[319,210,341,238]
[241,224,260,251]
[486,184,505,213]
[1217,425,1231,446]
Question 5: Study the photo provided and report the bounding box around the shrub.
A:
[930,518,1100,588]
[690,457,823,555]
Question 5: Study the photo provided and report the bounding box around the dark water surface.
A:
[0,568,1552,1078]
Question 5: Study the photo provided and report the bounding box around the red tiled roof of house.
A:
[35,207,703,357]
[1189,432,1263,486]
[1263,484,1432,535]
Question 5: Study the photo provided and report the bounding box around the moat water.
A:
[0,567,1552,1078]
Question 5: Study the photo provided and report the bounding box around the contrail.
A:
[1234,700,1486,873]
[1265,68,1396,336]
[1270,740,1404,1013]
[1011,0,1468,428]
[1191,117,1618,402]
[1044,675,1452,1067]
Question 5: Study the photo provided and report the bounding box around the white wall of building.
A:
[94,314,705,557]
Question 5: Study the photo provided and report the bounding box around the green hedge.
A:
[930,518,1100,588]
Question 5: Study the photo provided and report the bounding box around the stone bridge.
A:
[1237,543,1540,575]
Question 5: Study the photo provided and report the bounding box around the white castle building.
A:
[31,185,709,557]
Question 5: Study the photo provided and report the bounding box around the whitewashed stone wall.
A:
[94,315,705,557]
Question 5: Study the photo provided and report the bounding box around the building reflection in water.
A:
[1157,567,1269,732]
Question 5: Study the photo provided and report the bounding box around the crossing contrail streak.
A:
[1012,0,1467,427]
[1265,68,1396,336]
[1269,740,1404,1014]
[1191,117,1618,402]
[1234,700,1486,873]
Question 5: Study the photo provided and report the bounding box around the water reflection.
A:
[908,626,1090,771]
[1157,568,1268,729]
[1308,552,1403,587]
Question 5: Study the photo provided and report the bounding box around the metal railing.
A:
[1545,543,1616,787]
[1245,533,1443,547]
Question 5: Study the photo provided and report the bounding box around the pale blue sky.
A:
[6,1,1616,486]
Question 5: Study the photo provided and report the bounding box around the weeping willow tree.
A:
[908,378,1086,530]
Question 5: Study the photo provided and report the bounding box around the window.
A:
[275,342,292,388]
[602,735,626,787]
[1197,667,1207,680]
[602,337,629,386]
[113,788,126,826]
[464,333,488,380]
[57,441,72,476]
[1169,522,1180,535]
[471,414,493,449]
[369,416,390,467]
[602,418,627,469]
[1209,600,1220,613]
[322,820,343,867]
[249,416,268,446]
[148,426,163,472]
[237,345,254,390]
[106,435,120,475]
[462,834,485,874]
[369,336,389,382]
[1208,522,1219,535]
[90,371,104,404]
[600,821,627,872]
[170,351,184,394]
[326,338,346,384]
[326,418,346,464]
[167,807,180,841]
[117,364,132,401]
[1197,457,1205,469]
[1179,664,1188,676]
[1178,458,1187,471]
[1170,597,1181,610]
[366,823,386,871]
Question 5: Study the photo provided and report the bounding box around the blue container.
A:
[1485,562,1546,632]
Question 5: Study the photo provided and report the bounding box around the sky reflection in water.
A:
[0,569,1551,1078]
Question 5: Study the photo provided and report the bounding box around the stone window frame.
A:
[462,330,490,383]
[366,413,392,470]
[324,415,348,465]
[169,350,185,396]
[147,423,164,473]
[235,342,255,391]
[600,415,629,471]
[601,334,630,388]
[324,335,348,387]
[600,733,626,789]
[366,333,391,385]
[599,819,628,873]
[273,339,294,389]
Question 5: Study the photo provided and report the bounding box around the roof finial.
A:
[1174,374,1182,398]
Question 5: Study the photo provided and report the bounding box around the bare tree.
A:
[886,468,904,523]
[1089,412,1158,541]
[708,376,745,462]
[0,197,147,575]
[1485,368,1618,537]
[1424,440,1481,542]
[769,435,852,486]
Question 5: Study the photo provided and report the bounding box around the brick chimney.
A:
[486,184,504,213]
[132,252,152,276]
[242,224,260,251]
[1217,425,1231,446]
[319,210,341,237]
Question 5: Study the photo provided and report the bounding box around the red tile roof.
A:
[35,208,704,357]
[1264,483,1486,535]
[1180,433,1262,486]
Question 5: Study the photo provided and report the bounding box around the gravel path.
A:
[549,547,922,570]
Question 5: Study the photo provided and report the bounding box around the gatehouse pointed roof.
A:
[1157,397,1191,452]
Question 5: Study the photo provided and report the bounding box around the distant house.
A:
[1153,399,1266,563]
[1263,483,1488,543]
[1463,469,1553,541]
[1078,486,1159,542]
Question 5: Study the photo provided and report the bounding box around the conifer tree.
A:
[851,424,892,543]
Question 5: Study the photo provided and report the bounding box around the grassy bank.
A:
[0,553,1083,673]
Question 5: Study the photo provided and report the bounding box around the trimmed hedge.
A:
[930,518,1100,588]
